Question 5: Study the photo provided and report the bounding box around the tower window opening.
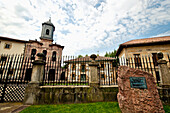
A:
[31,49,36,60]
[46,29,50,35]
[52,51,56,61]
[43,50,47,60]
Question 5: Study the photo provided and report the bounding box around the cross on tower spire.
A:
[49,17,51,22]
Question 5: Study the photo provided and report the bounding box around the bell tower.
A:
[40,18,55,41]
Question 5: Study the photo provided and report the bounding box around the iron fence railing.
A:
[0,54,33,102]
[42,56,90,86]
[97,59,118,86]
[119,54,165,85]
[0,54,33,84]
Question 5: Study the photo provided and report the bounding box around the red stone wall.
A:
[117,66,164,113]
[24,39,63,60]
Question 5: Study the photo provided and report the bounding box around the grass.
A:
[164,105,170,113]
[20,102,170,113]
[20,102,121,113]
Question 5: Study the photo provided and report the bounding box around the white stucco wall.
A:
[0,39,25,55]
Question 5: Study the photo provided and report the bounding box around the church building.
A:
[24,19,64,61]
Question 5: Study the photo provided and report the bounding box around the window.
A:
[43,50,47,60]
[81,65,85,72]
[0,69,3,75]
[72,64,75,69]
[61,72,65,80]
[134,54,141,66]
[72,74,75,79]
[156,71,160,83]
[8,69,13,75]
[4,43,11,49]
[46,29,50,35]
[152,53,158,66]
[48,69,55,81]
[25,68,32,81]
[81,74,86,81]
[43,50,47,56]
[101,64,104,68]
[1,56,7,62]
[52,51,56,61]
[31,49,36,60]
[101,74,104,79]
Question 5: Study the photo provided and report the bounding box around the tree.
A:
[104,50,117,58]
[85,54,88,57]
[104,52,109,57]
[78,55,83,58]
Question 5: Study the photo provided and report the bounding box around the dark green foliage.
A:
[78,55,83,58]
[163,105,170,113]
[104,50,117,58]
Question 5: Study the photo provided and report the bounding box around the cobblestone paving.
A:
[0,102,29,113]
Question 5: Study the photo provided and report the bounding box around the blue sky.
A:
[0,0,170,56]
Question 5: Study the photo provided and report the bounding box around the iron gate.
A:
[0,55,32,102]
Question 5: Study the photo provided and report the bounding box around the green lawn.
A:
[20,102,121,113]
[20,102,170,113]
[164,105,170,113]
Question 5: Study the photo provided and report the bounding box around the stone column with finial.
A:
[23,53,46,105]
[157,52,170,87]
[89,54,100,87]
[157,52,170,105]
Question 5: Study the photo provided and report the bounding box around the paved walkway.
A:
[0,102,29,113]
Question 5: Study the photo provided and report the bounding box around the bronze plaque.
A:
[130,77,147,89]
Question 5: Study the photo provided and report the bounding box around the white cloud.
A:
[0,0,170,56]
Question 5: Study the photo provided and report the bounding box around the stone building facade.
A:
[64,56,117,84]
[116,36,170,82]
[24,19,64,61]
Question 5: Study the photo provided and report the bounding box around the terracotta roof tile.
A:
[116,36,170,56]
[0,36,27,43]
[121,36,170,46]
[64,56,115,62]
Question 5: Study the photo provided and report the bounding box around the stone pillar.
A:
[157,59,170,87]
[89,54,100,87]
[157,53,170,105]
[23,53,45,105]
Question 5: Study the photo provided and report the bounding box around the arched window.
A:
[31,49,36,60]
[48,69,55,81]
[43,50,47,60]
[43,50,47,56]
[46,29,50,35]
[52,51,56,61]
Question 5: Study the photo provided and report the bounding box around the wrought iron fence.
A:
[118,54,167,85]
[42,56,90,86]
[97,58,118,86]
[0,54,33,102]
[0,54,33,84]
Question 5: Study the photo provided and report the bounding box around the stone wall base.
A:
[23,83,41,105]
[25,86,118,104]
[158,87,170,105]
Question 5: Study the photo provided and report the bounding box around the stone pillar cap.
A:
[90,54,97,60]
[37,53,45,57]
[157,59,167,64]
[157,52,163,59]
